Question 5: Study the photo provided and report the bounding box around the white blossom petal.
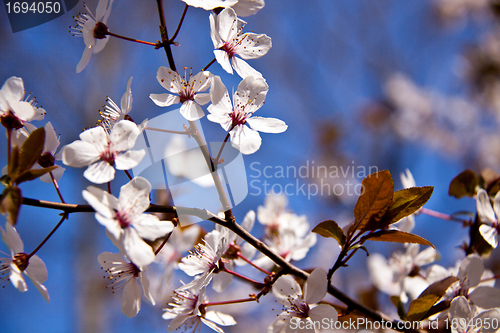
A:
[247,117,287,133]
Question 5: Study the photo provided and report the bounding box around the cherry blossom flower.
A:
[150,225,202,301]
[0,222,49,302]
[210,7,271,78]
[178,227,229,291]
[98,251,154,318]
[150,67,213,121]
[252,231,317,272]
[163,285,236,332]
[0,77,36,129]
[449,296,500,333]
[476,189,500,248]
[208,75,287,154]
[269,269,338,333]
[62,120,145,184]
[71,0,115,73]
[83,177,174,269]
[368,244,439,303]
[211,210,256,292]
[180,0,237,11]
[100,76,134,127]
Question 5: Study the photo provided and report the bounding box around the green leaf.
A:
[15,166,58,185]
[0,186,23,225]
[16,127,45,177]
[448,170,478,198]
[407,276,458,321]
[363,230,435,248]
[354,170,394,231]
[312,220,346,246]
[390,296,408,321]
[378,186,434,228]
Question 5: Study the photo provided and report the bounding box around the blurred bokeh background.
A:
[1,0,500,332]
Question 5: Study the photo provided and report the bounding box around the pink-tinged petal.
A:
[120,77,133,115]
[291,233,317,261]
[304,268,328,304]
[209,12,223,48]
[157,67,182,93]
[138,271,155,305]
[110,120,141,152]
[200,317,224,333]
[309,304,338,324]
[96,214,122,240]
[209,76,232,113]
[207,112,231,130]
[234,75,268,108]
[247,117,288,133]
[122,276,142,317]
[9,100,35,122]
[476,310,500,333]
[82,187,116,218]
[43,122,59,153]
[450,296,471,319]
[24,255,49,302]
[469,286,500,308]
[182,0,236,11]
[95,0,110,21]
[62,141,100,168]
[84,160,115,184]
[1,222,24,254]
[272,274,302,304]
[133,215,174,241]
[118,177,151,215]
[479,224,498,248]
[123,228,155,269]
[232,57,262,79]
[204,311,236,326]
[212,271,233,292]
[76,45,93,73]
[180,100,204,121]
[237,33,272,59]
[39,166,65,183]
[101,0,115,23]
[9,262,27,292]
[93,37,109,54]
[194,92,211,106]
[268,312,291,333]
[477,190,497,225]
[98,252,126,269]
[232,0,264,17]
[24,255,47,283]
[79,125,108,147]
[114,150,146,170]
[217,8,239,42]
[214,49,233,75]
[230,125,261,155]
[191,71,213,92]
[0,77,25,102]
[458,255,484,288]
[149,93,179,107]
[166,314,191,331]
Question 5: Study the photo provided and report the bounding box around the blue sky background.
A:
[0,1,497,332]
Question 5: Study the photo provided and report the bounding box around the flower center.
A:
[222,42,236,58]
[13,253,29,272]
[38,152,55,168]
[116,211,131,228]
[93,21,108,39]
[100,148,115,166]
[230,111,247,127]
[0,111,24,130]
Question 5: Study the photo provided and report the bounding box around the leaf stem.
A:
[49,171,65,203]
[236,252,271,275]
[223,266,265,288]
[169,4,189,43]
[202,58,216,72]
